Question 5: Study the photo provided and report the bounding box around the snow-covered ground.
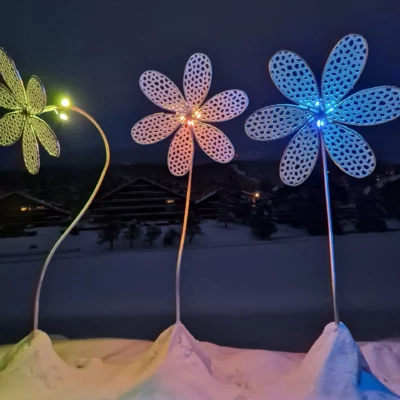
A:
[0,225,399,350]
[0,322,399,399]
[0,221,307,257]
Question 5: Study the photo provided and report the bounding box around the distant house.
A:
[89,177,188,224]
[195,190,222,220]
[0,192,70,229]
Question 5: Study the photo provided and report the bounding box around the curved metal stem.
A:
[33,105,110,331]
[175,161,193,323]
[320,134,339,326]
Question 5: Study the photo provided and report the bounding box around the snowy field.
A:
[0,222,399,352]
[0,221,307,257]
[1,223,400,399]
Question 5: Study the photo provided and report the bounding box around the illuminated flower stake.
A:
[245,34,400,325]
[132,53,248,321]
[0,48,110,331]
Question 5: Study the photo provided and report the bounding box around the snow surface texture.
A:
[0,322,399,400]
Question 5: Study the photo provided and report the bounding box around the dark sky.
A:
[1,0,400,169]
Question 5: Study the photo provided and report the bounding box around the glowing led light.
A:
[194,110,202,119]
[315,101,320,107]
[187,120,194,126]
[179,115,186,122]
[317,119,325,128]
[60,112,68,121]
[61,98,70,107]
[255,192,260,198]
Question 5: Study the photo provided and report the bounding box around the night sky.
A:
[1,0,400,169]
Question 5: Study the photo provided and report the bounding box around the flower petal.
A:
[322,34,368,107]
[331,86,400,126]
[131,112,181,145]
[322,122,375,178]
[280,124,319,186]
[0,48,26,107]
[139,70,188,114]
[193,122,234,163]
[26,76,46,115]
[183,53,212,109]
[269,51,320,108]
[23,120,40,174]
[0,83,21,110]
[168,124,194,176]
[0,112,24,146]
[30,116,60,157]
[245,104,312,141]
[199,90,248,122]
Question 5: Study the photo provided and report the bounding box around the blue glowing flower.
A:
[245,34,400,186]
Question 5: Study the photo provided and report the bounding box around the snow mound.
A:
[0,323,399,399]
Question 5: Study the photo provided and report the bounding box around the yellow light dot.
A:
[61,98,70,107]
[60,112,68,121]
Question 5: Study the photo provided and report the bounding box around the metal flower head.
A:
[132,53,248,176]
[245,34,400,186]
[0,48,60,174]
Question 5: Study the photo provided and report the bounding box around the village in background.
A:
[0,159,399,256]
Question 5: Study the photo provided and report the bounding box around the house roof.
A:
[93,177,187,203]
[195,189,222,204]
[0,192,70,215]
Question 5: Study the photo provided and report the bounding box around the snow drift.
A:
[0,322,399,399]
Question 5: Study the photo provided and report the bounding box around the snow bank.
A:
[0,323,399,399]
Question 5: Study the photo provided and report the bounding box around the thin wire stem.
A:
[175,160,193,323]
[33,105,110,331]
[320,134,339,326]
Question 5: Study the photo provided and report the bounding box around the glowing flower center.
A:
[178,108,202,126]
[312,100,335,128]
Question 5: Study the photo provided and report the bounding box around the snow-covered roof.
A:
[93,177,186,204]
[195,189,222,204]
[0,192,70,215]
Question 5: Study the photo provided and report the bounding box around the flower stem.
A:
[33,106,110,331]
[320,133,340,326]
[175,159,193,323]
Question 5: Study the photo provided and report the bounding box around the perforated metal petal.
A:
[279,124,319,186]
[22,120,40,174]
[139,70,188,114]
[322,122,375,178]
[131,112,181,145]
[0,112,24,145]
[0,84,21,110]
[193,122,234,163]
[26,76,46,115]
[269,51,320,108]
[168,124,194,176]
[0,48,26,107]
[183,53,212,109]
[331,86,400,126]
[245,104,312,141]
[199,90,248,122]
[30,116,60,157]
[322,34,368,107]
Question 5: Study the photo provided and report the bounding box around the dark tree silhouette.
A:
[186,209,202,243]
[97,220,121,250]
[124,220,142,247]
[145,224,161,246]
[250,201,277,239]
[163,228,179,246]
